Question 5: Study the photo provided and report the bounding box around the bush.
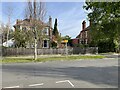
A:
[98,40,116,53]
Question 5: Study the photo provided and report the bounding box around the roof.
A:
[76,26,90,38]
[14,18,49,28]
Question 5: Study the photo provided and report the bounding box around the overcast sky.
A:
[1,1,90,38]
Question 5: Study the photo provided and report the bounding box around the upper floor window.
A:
[20,26,22,30]
[22,27,26,31]
[80,33,82,38]
[85,31,87,38]
[43,27,49,35]
[85,39,88,44]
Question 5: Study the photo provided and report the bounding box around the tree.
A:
[3,6,14,47]
[1,23,7,43]
[13,29,33,48]
[52,18,62,48]
[83,2,120,52]
[1,23,13,44]
[25,0,46,60]
[62,35,72,46]
[53,18,59,36]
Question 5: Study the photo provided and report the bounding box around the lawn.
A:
[1,55,106,63]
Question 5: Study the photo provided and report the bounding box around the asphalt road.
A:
[1,55,119,88]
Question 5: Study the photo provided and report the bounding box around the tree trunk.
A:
[34,38,37,61]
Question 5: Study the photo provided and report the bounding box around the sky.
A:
[1,1,90,38]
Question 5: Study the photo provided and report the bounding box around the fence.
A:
[73,47,98,54]
[2,47,98,56]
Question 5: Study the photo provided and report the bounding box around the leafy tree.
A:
[52,18,62,48]
[62,35,72,46]
[13,29,32,48]
[53,18,59,36]
[83,2,120,52]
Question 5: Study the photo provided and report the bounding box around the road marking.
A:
[67,80,75,87]
[56,80,75,87]
[3,86,20,88]
[29,83,44,87]
[56,80,68,83]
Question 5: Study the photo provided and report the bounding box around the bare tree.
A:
[3,6,13,47]
[25,0,46,21]
[25,0,46,60]
[1,23,7,43]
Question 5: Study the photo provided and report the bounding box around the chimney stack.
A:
[49,16,52,28]
[29,15,32,20]
[49,16,52,45]
[82,20,86,30]
[16,19,19,24]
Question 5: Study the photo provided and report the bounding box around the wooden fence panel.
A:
[2,47,98,56]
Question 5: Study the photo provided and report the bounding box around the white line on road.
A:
[67,80,75,87]
[29,83,44,87]
[56,80,68,83]
[56,80,75,87]
[3,86,20,88]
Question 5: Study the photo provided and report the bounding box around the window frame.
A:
[43,39,49,48]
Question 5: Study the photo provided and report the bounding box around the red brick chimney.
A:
[16,19,19,24]
[82,20,86,30]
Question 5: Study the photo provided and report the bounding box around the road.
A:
[1,55,119,88]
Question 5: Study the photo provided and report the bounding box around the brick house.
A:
[13,16,53,48]
[76,20,91,45]
[71,38,79,46]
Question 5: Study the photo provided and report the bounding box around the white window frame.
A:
[81,33,82,38]
[43,39,49,48]
[79,39,81,44]
[20,26,22,30]
[85,39,87,44]
[43,27,49,35]
[85,31,87,38]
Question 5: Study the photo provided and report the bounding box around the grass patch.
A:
[2,55,105,64]
[2,58,33,63]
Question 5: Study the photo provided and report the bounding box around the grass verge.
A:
[1,55,105,64]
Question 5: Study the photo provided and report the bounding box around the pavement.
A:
[1,54,119,88]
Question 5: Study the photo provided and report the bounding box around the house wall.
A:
[13,17,53,49]
[77,20,91,45]
[72,38,79,46]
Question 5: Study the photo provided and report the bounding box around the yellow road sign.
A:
[64,40,68,43]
